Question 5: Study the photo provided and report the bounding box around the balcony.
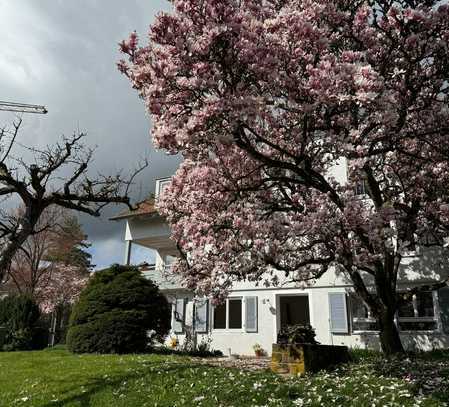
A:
[141,263,183,291]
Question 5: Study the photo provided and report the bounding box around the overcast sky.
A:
[0,0,180,268]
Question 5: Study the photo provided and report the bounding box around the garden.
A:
[0,347,448,406]
[1,263,448,406]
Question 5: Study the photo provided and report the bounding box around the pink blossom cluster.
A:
[37,266,88,314]
[120,0,449,300]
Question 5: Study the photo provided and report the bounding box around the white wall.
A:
[162,282,449,356]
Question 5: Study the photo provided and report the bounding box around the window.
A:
[349,294,378,332]
[164,255,176,271]
[349,291,439,333]
[173,298,186,333]
[213,303,226,329]
[354,179,367,196]
[155,178,171,197]
[245,296,258,333]
[213,298,243,330]
[228,298,242,329]
[397,291,437,331]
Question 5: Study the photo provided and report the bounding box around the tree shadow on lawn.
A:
[41,361,260,407]
[41,361,203,407]
[40,361,198,407]
[368,351,449,404]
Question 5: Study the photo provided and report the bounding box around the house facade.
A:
[112,170,449,356]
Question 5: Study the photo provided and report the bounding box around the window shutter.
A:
[438,287,449,334]
[194,299,209,333]
[329,293,349,333]
[245,296,258,333]
[173,298,185,333]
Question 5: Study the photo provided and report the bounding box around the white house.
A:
[111,169,449,356]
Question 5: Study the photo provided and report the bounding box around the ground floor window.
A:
[213,298,242,330]
[349,294,378,332]
[228,298,242,329]
[349,291,438,332]
[397,291,437,331]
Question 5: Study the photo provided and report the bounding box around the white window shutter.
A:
[329,293,349,333]
[245,296,258,332]
[173,298,185,333]
[194,299,209,333]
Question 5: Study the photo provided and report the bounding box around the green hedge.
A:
[67,264,171,354]
[0,295,44,351]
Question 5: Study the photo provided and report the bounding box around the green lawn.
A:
[0,348,448,406]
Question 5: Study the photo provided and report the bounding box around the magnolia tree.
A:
[120,0,449,353]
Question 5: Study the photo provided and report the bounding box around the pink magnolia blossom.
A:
[37,265,88,314]
[120,0,449,352]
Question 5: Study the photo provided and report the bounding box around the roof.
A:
[109,198,160,221]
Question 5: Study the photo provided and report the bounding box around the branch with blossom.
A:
[120,0,449,353]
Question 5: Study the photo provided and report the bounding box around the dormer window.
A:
[155,177,171,197]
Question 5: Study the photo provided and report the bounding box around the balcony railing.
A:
[140,263,181,289]
[145,264,172,273]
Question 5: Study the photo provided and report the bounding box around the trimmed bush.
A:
[66,264,171,354]
[0,294,42,351]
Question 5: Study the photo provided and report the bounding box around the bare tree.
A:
[0,119,147,281]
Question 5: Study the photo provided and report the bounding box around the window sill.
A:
[401,251,421,258]
[212,329,245,334]
[351,330,441,335]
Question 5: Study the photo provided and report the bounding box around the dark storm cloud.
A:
[0,0,181,268]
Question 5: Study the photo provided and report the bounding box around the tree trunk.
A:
[377,309,404,355]
[0,208,41,282]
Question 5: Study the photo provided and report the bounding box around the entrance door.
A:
[279,295,310,328]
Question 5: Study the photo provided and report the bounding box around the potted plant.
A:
[277,324,318,345]
[169,336,178,349]
[253,343,264,358]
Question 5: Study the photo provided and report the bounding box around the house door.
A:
[279,295,310,329]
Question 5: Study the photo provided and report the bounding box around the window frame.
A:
[354,178,368,197]
[212,297,244,331]
[349,294,378,334]
[172,298,186,334]
[155,177,171,197]
[245,296,258,333]
[396,291,439,333]
[349,290,441,334]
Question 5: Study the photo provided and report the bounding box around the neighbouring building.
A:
[111,167,449,356]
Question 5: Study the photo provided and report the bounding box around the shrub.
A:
[0,294,42,351]
[66,264,171,354]
[277,324,318,345]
